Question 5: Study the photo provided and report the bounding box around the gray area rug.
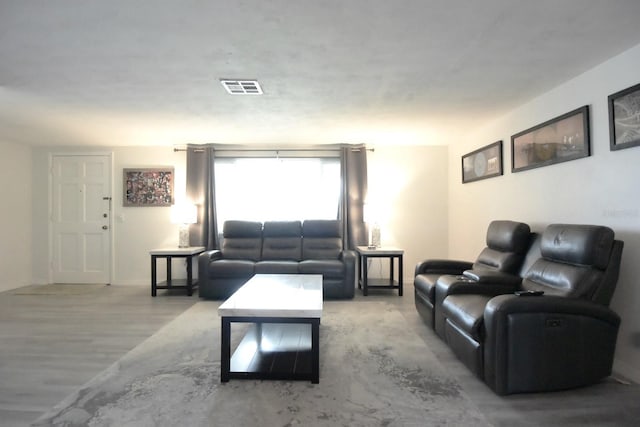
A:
[33,301,490,427]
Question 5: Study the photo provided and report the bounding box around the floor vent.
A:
[220,79,263,95]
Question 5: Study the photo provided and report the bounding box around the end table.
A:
[356,246,404,296]
[149,246,205,296]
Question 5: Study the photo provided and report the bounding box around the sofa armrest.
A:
[341,249,357,264]
[462,269,522,286]
[341,249,357,298]
[483,294,621,395]
[198,250,223,280]
[414,259,473,276]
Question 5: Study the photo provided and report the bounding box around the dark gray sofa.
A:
[198,219,356,299]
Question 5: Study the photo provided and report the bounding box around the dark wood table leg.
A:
[221,317,231,382]
[151,255,157,297]
[311,319,320,384]
[390,255,395,287]
[166,256,172,288]
[362,255,369,296]
[186,255,193,296]
[399,254,403,296]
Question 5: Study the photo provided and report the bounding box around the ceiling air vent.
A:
[220,79,263,95]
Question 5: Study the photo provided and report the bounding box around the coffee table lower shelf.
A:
[221,317,320,383]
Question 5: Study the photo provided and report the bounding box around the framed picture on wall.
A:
[123,167,174,207]
[608,82,640,151]
[511,105,590,173]
[461,140,503,183]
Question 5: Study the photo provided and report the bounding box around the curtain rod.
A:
[173,146,374,153]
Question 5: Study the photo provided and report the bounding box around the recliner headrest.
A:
[223,220,263,238]
[541,224,614,269]
[486,220,531,254]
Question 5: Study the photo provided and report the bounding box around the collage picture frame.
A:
[123,167,174,207]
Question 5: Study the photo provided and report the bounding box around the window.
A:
[214,155,341,230]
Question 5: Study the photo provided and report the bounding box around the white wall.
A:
[0,141,32,292]
[367,145,449,281]
[448,43,640,383]
[31,144,449,287]
[32,146,186,286]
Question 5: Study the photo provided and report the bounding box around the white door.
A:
[51,155,112,284]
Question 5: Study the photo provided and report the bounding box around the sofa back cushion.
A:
[302,220,343,260]
[473,220,531,274]
[521,224,617,301]
[221,220,263,261]
[262,221,302,261]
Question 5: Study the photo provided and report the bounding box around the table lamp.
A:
[363,202,381,249]
[170,203,197,248]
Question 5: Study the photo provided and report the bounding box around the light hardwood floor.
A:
[0,284,196,427]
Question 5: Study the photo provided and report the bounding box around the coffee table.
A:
[218,274,323,383]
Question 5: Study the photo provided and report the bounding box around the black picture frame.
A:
[123,167,174,207]
[462,140,503,183]
[608,82,640,151]
[511,105,590,173]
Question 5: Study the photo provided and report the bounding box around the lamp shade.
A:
[170,203,197,224]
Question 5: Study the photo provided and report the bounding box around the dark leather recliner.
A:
[414,220,532,329]
[441,224,624,395]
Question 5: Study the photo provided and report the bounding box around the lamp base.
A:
[178,224,190,248]
[371,224,381,248]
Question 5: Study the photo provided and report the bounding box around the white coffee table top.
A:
[218,274,323,319]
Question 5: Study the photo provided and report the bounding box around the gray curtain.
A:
[339,144,368,249]
[186,144,219,250]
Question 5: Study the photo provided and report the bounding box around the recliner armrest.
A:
[414,259,473,276]
[485,294,621,323]
[463,269,522,286]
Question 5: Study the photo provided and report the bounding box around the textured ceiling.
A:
[2,0,640,147]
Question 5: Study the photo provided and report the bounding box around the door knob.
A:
[102,225,108,230]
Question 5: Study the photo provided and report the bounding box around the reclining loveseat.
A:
[198,219,356,299]
[415,223,624,395]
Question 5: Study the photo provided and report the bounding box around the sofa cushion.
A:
[299,259,345,278]
[208,259,255,278]
[221,220,263,261]
[442,294,492,341]
[255,261,300,274]
[261,221,302,261]
[302,220,343,259]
